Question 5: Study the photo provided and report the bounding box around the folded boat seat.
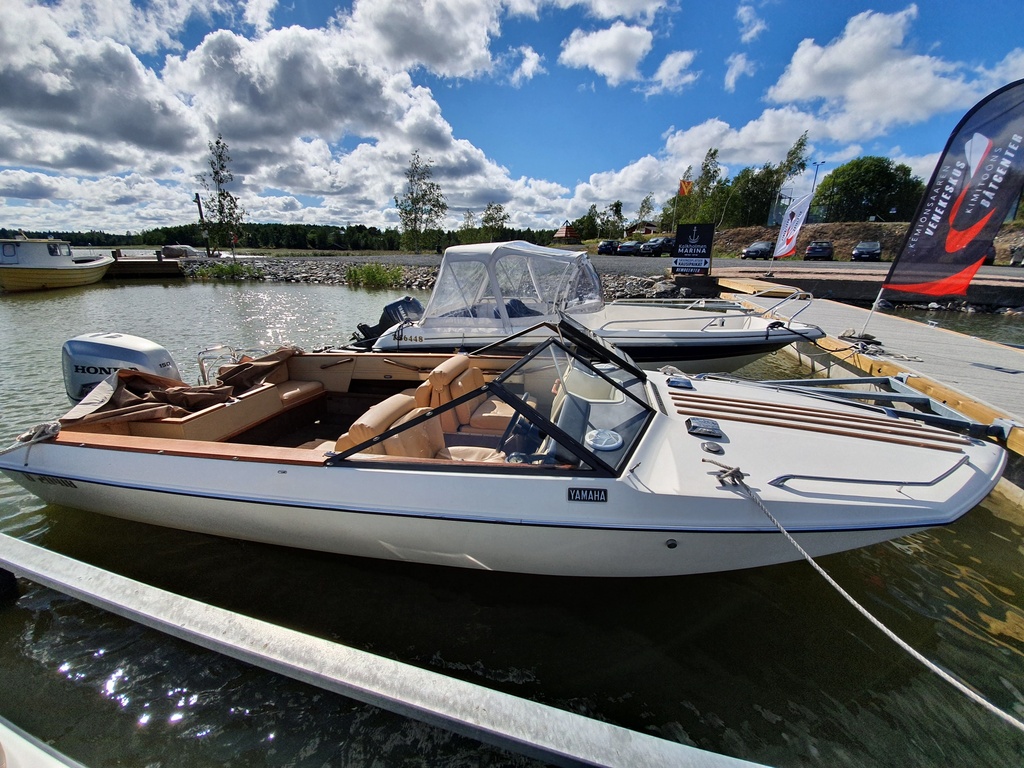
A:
[383,407,505,462]
[263,362,324,405]
[427,355,518,436]
[334,390,418,454]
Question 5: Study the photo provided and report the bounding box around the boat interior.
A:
[57,338,653,474]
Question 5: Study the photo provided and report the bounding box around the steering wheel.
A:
[506,452,558,465]
[500,412,540,455]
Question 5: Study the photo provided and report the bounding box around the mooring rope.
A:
[702,457,1024,735]
[0,422,61,457]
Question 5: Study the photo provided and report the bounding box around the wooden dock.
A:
[106,254,184,279]
[731,291,1024,458]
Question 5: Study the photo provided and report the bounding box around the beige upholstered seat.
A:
[383,407,505,462]
[426,355,516,436]
[333,391,504,462]
[334,391,417,454]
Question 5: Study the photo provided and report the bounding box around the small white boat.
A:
[0,237,114,292]
[161,244,217,259]
[0,321,1005,577]
[350,240,826,371]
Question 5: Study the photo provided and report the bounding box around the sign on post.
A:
[672,223,714,275]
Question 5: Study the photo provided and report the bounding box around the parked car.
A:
[803,241,834,260]
[616,241,642,255]
[639,237,676,256]
[741,240,774,259]
[597,240,620,254]
[851,241,883,261]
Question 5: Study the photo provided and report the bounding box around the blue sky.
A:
[1,0,1022,235]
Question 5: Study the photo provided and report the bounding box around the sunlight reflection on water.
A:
[0,280,1022,766]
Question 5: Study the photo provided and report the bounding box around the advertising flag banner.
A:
[672,223,714,275]
[772,193,812,258]
[882,78,1024,298]
[678,180,693,196]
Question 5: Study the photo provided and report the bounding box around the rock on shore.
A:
[182,257,687,301]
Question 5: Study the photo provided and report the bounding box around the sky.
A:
[2,0,1023,236]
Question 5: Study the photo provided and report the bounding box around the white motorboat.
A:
[0,320,1005,577]
[0,236,114,292]
[350,240,826,371]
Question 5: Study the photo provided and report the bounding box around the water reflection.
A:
[1,281,1023,766]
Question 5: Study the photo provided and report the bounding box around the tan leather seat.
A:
[427,355,516,435]
[334,391,417,454]
[383,407,505,462]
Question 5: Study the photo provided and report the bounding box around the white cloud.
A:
[644,50,700,95]
[510,46,546,87]
[339,0,501,79]
[243,0,278,34]
[559,22,653,86]
[765,5,987,140]
[507,0,668,23]
[724,52,756,92]
[736,3,767,44]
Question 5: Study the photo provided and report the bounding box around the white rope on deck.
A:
[0,422,61,457]
[703,458,1024,736]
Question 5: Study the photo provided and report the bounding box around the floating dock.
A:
[105,252,185,279]
[728,289,1024,460]
[0,534,762,768]
[714,263,1024,307]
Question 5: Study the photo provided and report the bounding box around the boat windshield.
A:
[487,337,652,474]
[421,242,604,331]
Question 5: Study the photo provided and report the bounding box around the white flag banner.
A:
[773,193,812,259]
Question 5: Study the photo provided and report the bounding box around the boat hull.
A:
[0,463,940,577]
[0,425,1001,578]
[0,260,113,292]
[374,334,801,371]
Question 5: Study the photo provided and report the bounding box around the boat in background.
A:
[161,244,218,259]
[0,319,1005,577]
[0,236,114,292]
[349,241,825,371]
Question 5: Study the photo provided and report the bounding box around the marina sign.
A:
[672,223,714,275]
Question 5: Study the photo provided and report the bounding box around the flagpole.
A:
[858,285,885,338]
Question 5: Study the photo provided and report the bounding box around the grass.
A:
[191,261,265,280]
[345,263,405,289]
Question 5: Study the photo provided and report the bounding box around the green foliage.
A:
[345,263,405,289]
[196,134,246,253]
[813,156,924,222]
[191,261,264,280]
[658,132,811,229]
[629,193,656,231]
[481,202,511,241]
[395,151,448,253]
[572,204,600,240]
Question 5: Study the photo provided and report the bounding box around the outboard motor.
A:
[352,296,424,347]
[61,332,182,402]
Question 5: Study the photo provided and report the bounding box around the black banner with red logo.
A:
[882,78,1024,298]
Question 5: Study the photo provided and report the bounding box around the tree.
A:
[572,204,600,241]
[813,156,924,222]
[481,202,510,241]
[196,134,246,256]
[599,201,625,238]
[628,193,656,232]
[394,151,448,253]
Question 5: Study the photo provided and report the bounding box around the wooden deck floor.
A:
[733,292,1024,457]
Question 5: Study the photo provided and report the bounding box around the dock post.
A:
[0,567,17,603]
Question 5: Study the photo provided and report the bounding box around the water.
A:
[883,307,1024,348]
[1,280,1023,766]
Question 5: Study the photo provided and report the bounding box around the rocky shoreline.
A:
[179,256,1024,315]
[181,257,687,301]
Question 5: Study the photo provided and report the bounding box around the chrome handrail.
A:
[768,453,970,489]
